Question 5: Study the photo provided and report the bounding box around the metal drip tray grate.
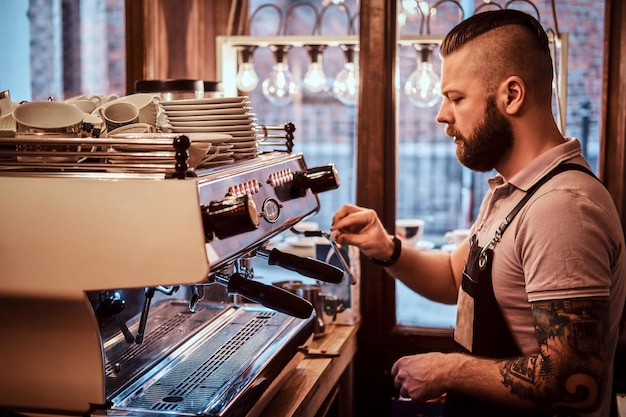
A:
[104,301,228,395]
[110,304,312,417]
[132,316,271,412]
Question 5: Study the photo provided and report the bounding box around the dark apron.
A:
[443,164,596,417]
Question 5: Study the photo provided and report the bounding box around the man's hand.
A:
[331,204,394,260]
[391,352,455,402]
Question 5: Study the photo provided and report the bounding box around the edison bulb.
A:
[304,62,328,93]
[236,62,259,93]
[404,45,441,108]
[262,62,298,106]
[333,45,359,106]
[333,62,358,105]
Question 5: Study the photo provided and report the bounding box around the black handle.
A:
[227,273,314,319]
[265,248,344,284]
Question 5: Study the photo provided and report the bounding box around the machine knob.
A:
[294,164,340,194]
[202,194,260,240]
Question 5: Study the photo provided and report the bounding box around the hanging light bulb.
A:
[401,0,420,17]
[404,44,441,108]
[304,45,328,94]
[332,44,359,106]
[235,46,258,93]
[262,45,298,106]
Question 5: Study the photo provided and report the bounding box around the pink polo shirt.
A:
[470,138,626,416]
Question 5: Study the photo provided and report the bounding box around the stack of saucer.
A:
[158,96,259,161]
[106,132,236,170]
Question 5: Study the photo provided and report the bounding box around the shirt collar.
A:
[488,137,584,192]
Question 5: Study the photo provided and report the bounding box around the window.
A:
[0,0,125,103]
[238,0,604,330]
[394,0,604,327]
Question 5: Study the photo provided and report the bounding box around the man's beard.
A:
[448,96,514,172]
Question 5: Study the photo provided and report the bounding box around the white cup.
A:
[13,101,84,133]
[89,94,120,107]
[396,218,425,247]
[0,90,12,117]
[444,228,471,247]
[67,99,97,114]
[81,113,106,137]
[98,102,140,132]
[115,93,157,125]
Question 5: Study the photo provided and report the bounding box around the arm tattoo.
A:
[497,297,609,411]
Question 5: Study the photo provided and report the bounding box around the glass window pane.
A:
[394,1,604,328]
[243,0,605,331]
[247,0,359,231]
[0,0,125,103]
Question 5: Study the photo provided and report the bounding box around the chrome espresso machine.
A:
[0,130,342,417]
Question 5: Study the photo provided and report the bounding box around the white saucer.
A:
[231,139,257,147]
[198,159,235,167]
[164,108,251,117]
[233,152,258,158]
[171,126,256,133]
[160,102,250,111]
[159,96,249,105]
[166,113,254,122]
[168,119,253,127]
[227,130,257,137]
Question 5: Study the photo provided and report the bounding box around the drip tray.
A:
[103,301,312,417]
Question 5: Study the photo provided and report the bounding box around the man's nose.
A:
[435,100,449,124]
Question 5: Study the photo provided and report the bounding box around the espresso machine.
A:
[0,131,342,417]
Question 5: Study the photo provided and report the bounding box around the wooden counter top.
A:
[248,322,360,417]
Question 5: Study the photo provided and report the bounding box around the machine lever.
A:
[257,248,344,284]
[226,272,314,319]
[135,287,155,344]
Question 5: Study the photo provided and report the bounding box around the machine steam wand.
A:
[134,286,179,345]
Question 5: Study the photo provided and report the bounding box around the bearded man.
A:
[331,9,626,417]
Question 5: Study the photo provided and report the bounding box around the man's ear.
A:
[499,76,525,115]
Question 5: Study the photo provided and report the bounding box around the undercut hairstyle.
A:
[440,9,554,105]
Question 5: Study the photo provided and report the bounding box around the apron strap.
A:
[478,163,598,269]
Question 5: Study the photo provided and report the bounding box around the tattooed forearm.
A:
[497,297,609,412]
[498,354,540,400]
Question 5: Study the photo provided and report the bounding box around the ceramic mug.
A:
[115,93,158,125]
[81,113,107,137]
[0,90,12,117]
[444,228,471,247]
[395,218,425,248]
[98,102,139,132]
[89,94,120,107]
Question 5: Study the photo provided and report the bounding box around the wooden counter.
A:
[248,322,360,417]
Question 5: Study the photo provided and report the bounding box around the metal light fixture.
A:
[231,0,563,117]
